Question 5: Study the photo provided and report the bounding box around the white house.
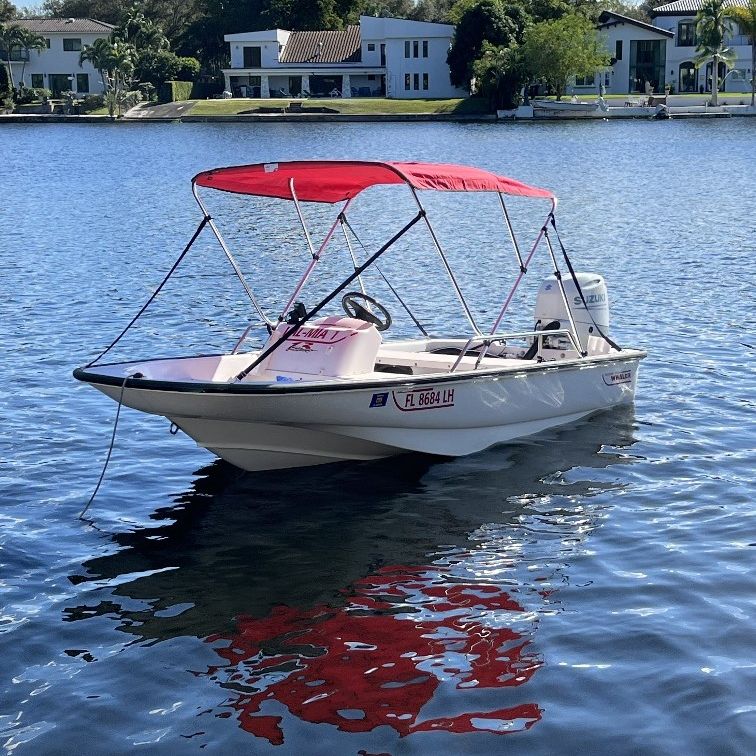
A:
[223,15,466,99]
[651,0,753,94]
[568,11,674,95]
[2,17,114,96]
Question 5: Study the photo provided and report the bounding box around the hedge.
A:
[159,80,222,103]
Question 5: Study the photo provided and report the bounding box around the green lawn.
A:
[189,97,489,116]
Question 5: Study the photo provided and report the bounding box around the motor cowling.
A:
[533,273,609,352]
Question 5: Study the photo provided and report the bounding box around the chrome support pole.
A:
[279,196,353,320]
[490,199,557,335]
[543,226,585,356]
[289,178,317,259]
[498,192,524,271]
[340,220,368,297]
[410,187,480,335]
[192,183,274,329]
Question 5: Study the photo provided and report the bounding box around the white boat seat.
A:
[253,316,381,378]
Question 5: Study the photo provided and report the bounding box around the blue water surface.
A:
[0,119,754,754]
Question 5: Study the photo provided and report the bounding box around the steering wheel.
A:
[341,292,392,332]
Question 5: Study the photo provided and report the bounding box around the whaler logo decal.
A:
[287,342,315,352]
[369,392,389,408]
[602,370,631,386]
[393,387,455,412]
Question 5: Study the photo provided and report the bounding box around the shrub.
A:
[80,93,105,112]
[138,81,156,101]
[15,85,36,105]
[159,80,193,103]
[176,56,200,82]
[33,87,51,101]
[135,48,181,89]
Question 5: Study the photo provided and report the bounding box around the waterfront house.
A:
[651,0,752,94]
[1,17,113,96]
[568,11,674,95]
[223,15,466,99]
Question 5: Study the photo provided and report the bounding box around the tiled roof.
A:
[12,18,115,33]
[280,26,361,64]
[598,11,674,36]
[652,0,747,15]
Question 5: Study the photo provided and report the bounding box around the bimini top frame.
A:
[84,160,618,380]
[187,160,592,381]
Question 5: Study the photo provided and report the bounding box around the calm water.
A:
[1,119,754,754]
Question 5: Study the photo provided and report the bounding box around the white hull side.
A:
[89,354,643,471]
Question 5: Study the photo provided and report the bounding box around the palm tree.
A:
[695,0,737,105]
[16,27,46,87]
[728,0,756,106]
[79,37,113,93]
[0,21,23,91]
[104,41,136,116]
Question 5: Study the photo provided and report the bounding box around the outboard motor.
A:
[533,273,609,352]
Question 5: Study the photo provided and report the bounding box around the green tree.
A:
[79,36,113,91]
[521,13,609,100]
[134,47,179,87]
[695,0,736,105]
[599,0,652,23]
[727,0,756,105]
[358,0,414,18]
[41,0,130,24]
[16,26,47,85]
[0,21,23,90]
[447,0,530,89]
[115,6,169,49]
[472,39,522,108]
[0,1,16,22]
[104,39,135,114]
[263,0,343,29]
[176,54,199,80]
[81,37,135,114]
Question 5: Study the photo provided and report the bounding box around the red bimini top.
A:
[192,160,554,203]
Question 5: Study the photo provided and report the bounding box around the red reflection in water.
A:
[206,565,542,745]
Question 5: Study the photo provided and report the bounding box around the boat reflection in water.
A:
[67,407,640,746]
[208,563,543,744]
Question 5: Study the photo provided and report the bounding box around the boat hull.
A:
[77,352,644,471]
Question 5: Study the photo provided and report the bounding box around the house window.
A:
[422,72,428,90]
[44,38,50,48]
[76,73,89,92]
[367,74,375,80]
[31,73,44,88]
[413,72,419,90]
[678,21,696,46]
[9,45,29,61]
[404,41,410,58]
[63,38,82,51]
[243,46,261,68]
[422,40,428,58]
[679,61,696,92]
[575,74,595,86]
[413,40,419,58]
[367,43,375,52]
[404,73,411,90]
[615,40,622,61]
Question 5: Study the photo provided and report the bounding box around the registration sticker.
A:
[370,392,389,408]
[392,387,455,412]
[602,370,632,386]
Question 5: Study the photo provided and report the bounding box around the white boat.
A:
[532,99,598,112]
[74,160,645,471]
